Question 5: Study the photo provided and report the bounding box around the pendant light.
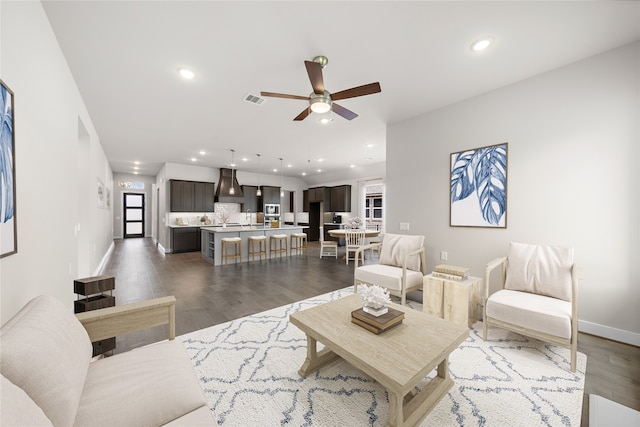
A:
[229,149,236,195]
[256,154,262,197]
[279,158,284,198]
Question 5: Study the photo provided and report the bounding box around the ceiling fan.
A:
[260,55,381,121]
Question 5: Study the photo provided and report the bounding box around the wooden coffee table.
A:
[289,294,469,427]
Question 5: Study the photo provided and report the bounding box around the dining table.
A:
[327,229,381,239]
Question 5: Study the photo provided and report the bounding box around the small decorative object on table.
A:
[352,285,404,334]
[346,216,363,229]
[219,213,230,227]
[360,284,391,316]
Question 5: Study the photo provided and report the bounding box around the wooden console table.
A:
[423,274,482,327]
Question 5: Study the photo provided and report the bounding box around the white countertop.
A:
[201,225,307,233]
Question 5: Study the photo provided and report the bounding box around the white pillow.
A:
[379,234,425,272]
[505,242,574,301]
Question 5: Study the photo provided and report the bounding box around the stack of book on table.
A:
[351,307,404,334]
[432,264,469,281]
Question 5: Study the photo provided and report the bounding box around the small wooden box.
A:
[74,275,115,296]
[92,337,116,356]
[74,295,116,313]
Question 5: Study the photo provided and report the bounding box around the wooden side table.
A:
[74,275,116,356]
[423,274,482,327]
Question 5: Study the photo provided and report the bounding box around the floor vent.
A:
[243,93,266,106]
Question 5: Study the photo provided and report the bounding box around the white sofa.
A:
[1,295,213,426]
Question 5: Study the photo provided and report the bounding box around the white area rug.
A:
[180,287,586,426]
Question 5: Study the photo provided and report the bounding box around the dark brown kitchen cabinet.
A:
[194,182,215,212]
[242,185,258,212]
[170,180,194,212]
[330,185,351,212]
[172,227,201,253]
[308,187,330,203]
[303,190,309,212]
[170,180,214,212]
[261,186,281,205]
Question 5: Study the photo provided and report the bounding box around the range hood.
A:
[215,168,244,203]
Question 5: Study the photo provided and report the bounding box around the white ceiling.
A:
[42,1,640,181]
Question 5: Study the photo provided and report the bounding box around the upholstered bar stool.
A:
[290,233,307,256]
[247,235,267,262]
[269,234,288,258]
[221,237,242,265]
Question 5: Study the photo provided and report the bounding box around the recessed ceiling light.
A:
[350,164,355,168]
[190,158,197,162]
[242,157,248,162]
[134,161,140,165]
[471,37,493,52]
[366,144,374,148]
[287,164,292,168]
[301,172,307,176]
[178,68,195,79]
[319,117,332,124]
[317,169,322,173]
[318,158,324,162]
[273,168,278,172]
[199,151,206,155]
[133,171,139,175]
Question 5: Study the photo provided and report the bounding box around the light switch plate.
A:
[400,222,410,231]
[440,251,448,260]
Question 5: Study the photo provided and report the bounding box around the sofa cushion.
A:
[74,340,208,427]
[1,374,53,426]
[505,242,574,301]
[486,289,573,339]
[0,295,92,427]
[379,234,424,272]
[355,264,424,292]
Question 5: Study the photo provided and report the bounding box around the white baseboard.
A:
[579,320,640,346]
[158,243,168,254]
[94,241,115,276]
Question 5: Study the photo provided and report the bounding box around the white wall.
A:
[387,42,640,345]
[0,1,113,322]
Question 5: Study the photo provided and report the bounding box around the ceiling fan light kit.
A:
[261,55,381,121]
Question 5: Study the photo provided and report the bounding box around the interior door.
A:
[124,193,145,238]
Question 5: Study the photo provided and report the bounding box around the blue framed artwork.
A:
[450,143,508,228]
[1,79,17,257]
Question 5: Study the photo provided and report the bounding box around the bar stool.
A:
[269,234,288,258]
[247,235,267,262]
[221,237,242,265]
[290,233,307,255]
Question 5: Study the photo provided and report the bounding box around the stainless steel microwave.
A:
[264,204,280,216]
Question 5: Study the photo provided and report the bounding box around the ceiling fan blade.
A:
[304,61,324,95]
[330,82,381,101]
[260,91,309,101]
[332,103,358,121]
[293,107,311,121]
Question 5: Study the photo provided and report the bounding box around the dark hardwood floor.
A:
[101,237,640,425]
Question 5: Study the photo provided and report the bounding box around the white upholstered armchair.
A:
[483,242,579,372]
[354,234,426,305]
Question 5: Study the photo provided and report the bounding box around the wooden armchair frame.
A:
[483,257,579,372]
[76,296,176,343]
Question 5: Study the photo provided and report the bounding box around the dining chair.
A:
[345,229,366,265]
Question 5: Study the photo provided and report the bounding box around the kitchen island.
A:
[201,225,308,265]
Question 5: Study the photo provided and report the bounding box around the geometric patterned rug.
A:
[180,287,586,426]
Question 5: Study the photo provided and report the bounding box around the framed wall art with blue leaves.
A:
[450,143,508,228]
[1,79,17,257]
